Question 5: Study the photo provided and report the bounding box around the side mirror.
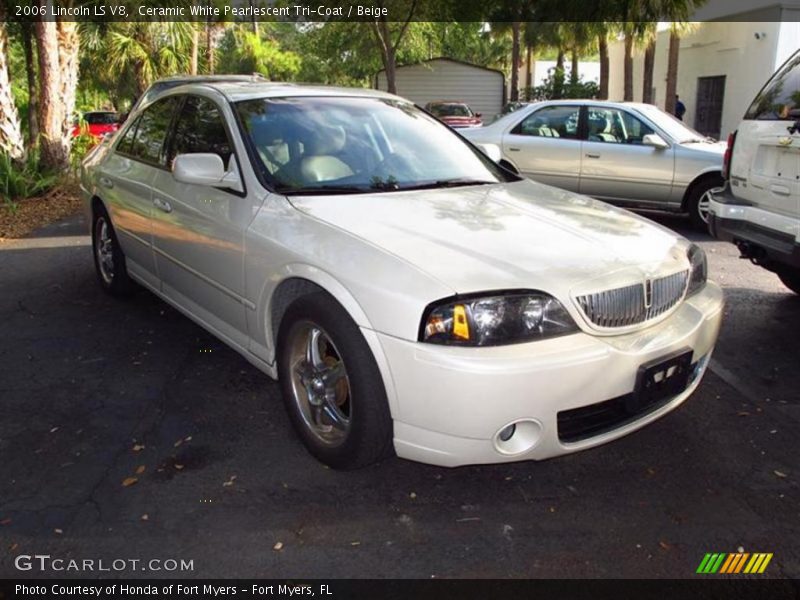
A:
[172,153,243,192]
[642,133,669,149]
[477,143,502,163]
[475,113,482,119]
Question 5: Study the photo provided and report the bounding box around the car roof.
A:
[144,76,402,104]
[533,99,661,111]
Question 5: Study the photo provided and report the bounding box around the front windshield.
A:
[236,96,509,193]
[430,103,472,117]
[635,104,710,143]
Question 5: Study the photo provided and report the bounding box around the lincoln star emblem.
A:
[644,278,653,309]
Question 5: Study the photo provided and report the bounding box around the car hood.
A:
[287,179,689,296]
[678,140,727,155]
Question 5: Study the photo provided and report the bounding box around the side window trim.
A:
[170,93,246,198]
[510,105,583,141]
[584,105,664,146]
[113,96,181,170]
[113,116,141,156]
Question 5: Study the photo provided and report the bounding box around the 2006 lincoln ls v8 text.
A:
[80,79,723,469]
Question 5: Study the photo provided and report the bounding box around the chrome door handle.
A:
[99,176,114,189]
[507,147,521,152]
[586,153,601,159]
[153,197,172,213]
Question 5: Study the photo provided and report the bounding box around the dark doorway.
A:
[695,75,726,140]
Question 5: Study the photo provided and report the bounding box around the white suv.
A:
[708,50,800,294]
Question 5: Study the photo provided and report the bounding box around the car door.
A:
[501,104,583,192]
[150,93,254,346]
[579,106,675,206]
[96,96,181,289]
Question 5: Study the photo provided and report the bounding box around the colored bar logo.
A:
[697,552,773,574]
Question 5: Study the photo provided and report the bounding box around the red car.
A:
[424,101,483,129]
[72,111,120,139]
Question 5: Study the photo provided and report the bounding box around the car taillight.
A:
[722,130,737,180]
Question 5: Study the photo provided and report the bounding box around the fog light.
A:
[494,419,542,456]
[499,423,516,442]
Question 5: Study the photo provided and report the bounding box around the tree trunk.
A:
[0,14,25,161]
[665,30,680,115]
[21,21,39,150]
[623,34,634,102]
[642,38,655,104]
[570,49,579,86]
[598,35,609,100]
[36,15,69,171]
[553,48,565,98]
[524,43,534,101]
[206,22,215,74]
[510,21,521,102]
[57,21,79,152]
[190,27,199,75]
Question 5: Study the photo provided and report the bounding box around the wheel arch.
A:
[681,170,724,211]
[263,268,400,417]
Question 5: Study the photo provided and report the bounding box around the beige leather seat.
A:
[298,126,353,183]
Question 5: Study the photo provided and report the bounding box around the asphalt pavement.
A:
[0,211,798,579]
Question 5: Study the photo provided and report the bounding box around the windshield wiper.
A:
[396,178,497,192]
[277,184,372,196]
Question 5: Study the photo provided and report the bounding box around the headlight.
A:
[687,244,708,296]
[420,292,578,346]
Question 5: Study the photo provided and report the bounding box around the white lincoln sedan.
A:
[81,79,723,469]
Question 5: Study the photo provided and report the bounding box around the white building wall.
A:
[608,21,786,139]
[376,59,504,122]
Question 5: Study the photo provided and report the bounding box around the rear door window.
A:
[745,51,800,120]
[512,106,581,139]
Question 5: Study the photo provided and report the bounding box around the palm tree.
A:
[106,22,194,95]
[641,25,657,104]
[0,4,24,162]
[664,20,700,114]
[657,0,703,113]
[35,13,69,171]
[596,24,612,99]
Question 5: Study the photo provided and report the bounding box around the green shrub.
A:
[70,126,96,172]
[0,153,58,212]
[525,70,599,101]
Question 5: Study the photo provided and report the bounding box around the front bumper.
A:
[708,189,800,269]
[378,282,723,467]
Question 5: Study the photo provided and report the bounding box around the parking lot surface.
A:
[0,212,798,578]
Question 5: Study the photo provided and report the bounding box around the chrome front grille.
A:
[576,270,689,329]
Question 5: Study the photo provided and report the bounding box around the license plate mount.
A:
[628,349,693,413]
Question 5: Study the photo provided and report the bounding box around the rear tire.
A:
[687,177,723,231]
[92,204,135,297]
[776,268,800,295]
[277,292,394,469]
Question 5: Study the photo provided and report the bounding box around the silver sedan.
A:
[462,100,726,228]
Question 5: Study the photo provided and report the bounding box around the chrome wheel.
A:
[94,216,114,284]
[698,187,721,224]
[287,322,351,447]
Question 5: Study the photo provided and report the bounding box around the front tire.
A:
[277,292,393,469]
[687,177,723,231]
[92,205,135,296]
[776,267,800,295]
